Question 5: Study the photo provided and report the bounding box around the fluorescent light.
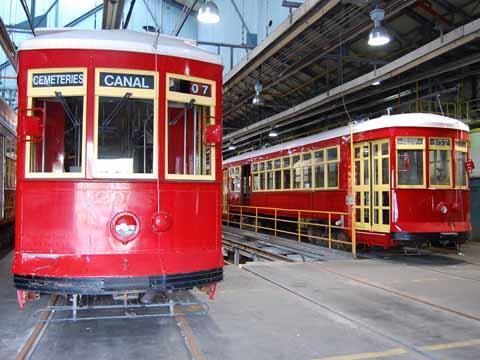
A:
[268,129,278,137]
[198,1,220,24]
[228,144,236,150]
[372,80,381,86]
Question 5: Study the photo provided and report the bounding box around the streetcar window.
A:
[292,155,302,189]
[314,150,325,188]
[281,157,291,190]
[253,173,260,191]
[167,101,213,178]
[97,96,154,176]
[396,137,425,187]
[275,169,282,190]
[429,138,451,187]
[455,152,467,187]
[29,96,84,174]
[252,162,260,191]
[397,150,424,186]
[313,147,339,189]
[326,147,339,188]
[455,140,468,188]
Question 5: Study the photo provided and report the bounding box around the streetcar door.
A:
[354,142,372,231]
[354,139,390,233]
[241,164,251,205]
[371,140,390,232]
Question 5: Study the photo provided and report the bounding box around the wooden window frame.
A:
[165,73,216,181]
[454,139,468,189]
[93,68,158,179]
[428,137,452,189]
[395,136,426,189]
[25,67,88,179]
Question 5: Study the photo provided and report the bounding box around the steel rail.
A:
[222,235,295,262]
[16,295,58,360]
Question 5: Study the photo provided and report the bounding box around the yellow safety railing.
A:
[222,203,355,256]
[411,100,458,118]
[464,98,480,123]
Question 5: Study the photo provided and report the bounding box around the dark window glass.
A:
[283,169,291,189]
[30,96,83,173]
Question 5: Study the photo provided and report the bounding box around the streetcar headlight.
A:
[439,204,448,215]
[110,212,140,243]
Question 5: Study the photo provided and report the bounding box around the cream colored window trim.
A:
[396,136,426,189]
[428,137,452,189]
[454,140,468,189]
[25,68,87,179]
[165,73,216,181]
[250,146,340,192]
[93,68,158,179]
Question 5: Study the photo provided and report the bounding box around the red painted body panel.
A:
[14,47,224,284]
[225,125,470,248]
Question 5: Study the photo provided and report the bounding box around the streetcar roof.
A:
[18,29,222,65]
[223,113,469,165]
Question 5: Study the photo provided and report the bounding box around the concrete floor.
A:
[1,248,480,359]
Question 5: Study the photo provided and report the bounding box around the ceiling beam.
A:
[223,0,417,119]
[223,0,342,91]
[0,17,17,71]
[224,17,480,143]
[123,0,136,29]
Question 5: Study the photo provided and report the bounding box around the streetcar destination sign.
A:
[32,72,84,87]
[99,72,154,90]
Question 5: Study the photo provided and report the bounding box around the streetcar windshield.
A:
[96,96,154,176]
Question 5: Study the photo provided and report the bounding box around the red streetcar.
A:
[224,114,471,249]
[0,98,16,253]
[13,29,223,307]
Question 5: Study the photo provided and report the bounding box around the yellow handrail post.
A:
[297,211,301,242]
[274,209,278,237]
[328,213,332,249]
[255,207,258,233]
[240,206,243,229]
[349,122,357,259]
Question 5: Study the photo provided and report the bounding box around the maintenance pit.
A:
[2,244,480,360]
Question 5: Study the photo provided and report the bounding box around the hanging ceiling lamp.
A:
[252,80,265,106]
[197,1,220,24]
[368,8,391,47]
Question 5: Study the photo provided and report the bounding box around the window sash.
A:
[251,145,339,192]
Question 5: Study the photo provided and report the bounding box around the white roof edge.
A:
[19,29,222,65]
[223,113,469,165]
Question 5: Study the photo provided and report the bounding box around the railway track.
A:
[223,230,323,263]
[15,294,209,360]
[222,226,354,264]
[16,295,58,360]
